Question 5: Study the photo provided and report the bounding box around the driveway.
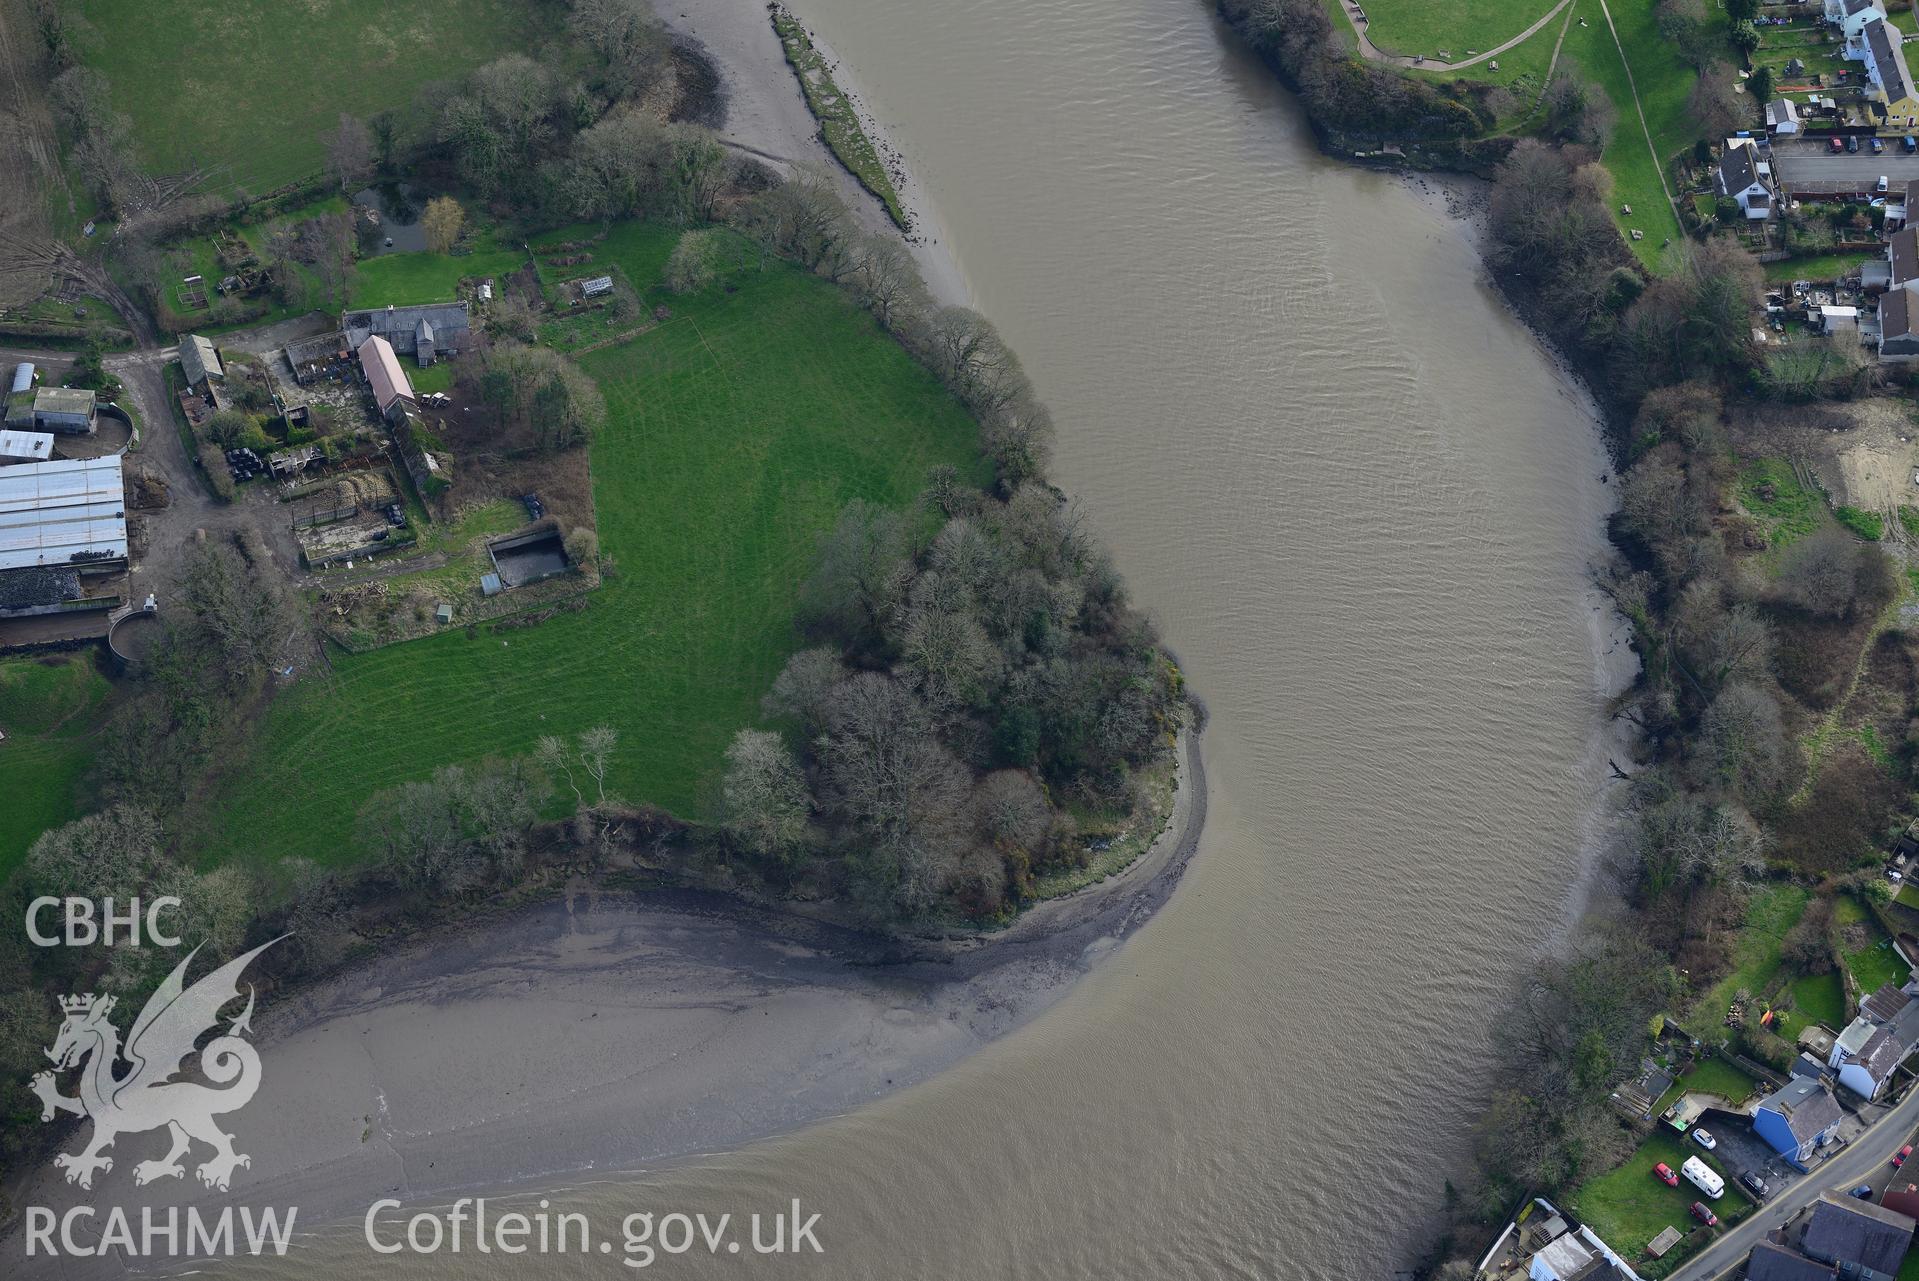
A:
[1667,1085,1919,1281]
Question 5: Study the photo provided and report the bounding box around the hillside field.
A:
[80,0,545,193]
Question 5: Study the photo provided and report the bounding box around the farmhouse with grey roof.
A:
[342,302,469,366]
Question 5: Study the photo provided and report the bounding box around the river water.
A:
[195,1,1626,1278]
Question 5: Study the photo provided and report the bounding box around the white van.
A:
[1683,1156,1724,1199]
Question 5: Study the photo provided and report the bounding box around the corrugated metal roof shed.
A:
[179,334,222,386]
[0,456,127,572]
[10,363,33,395]
[0,429,54,463]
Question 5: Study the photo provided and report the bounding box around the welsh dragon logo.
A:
[29,938,282,1192]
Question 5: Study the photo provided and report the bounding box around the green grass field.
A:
[80,0,544,193]
[1569,1127,1746,1275]
[186,224,986,866]
[0,655,113,876]
[350,233,527,309]
[1346,0,1558,61]
[1557,0,1699,268]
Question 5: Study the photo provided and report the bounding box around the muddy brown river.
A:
[81,2,1633,1278]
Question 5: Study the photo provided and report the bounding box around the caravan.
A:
[1682,1156,1724,1199]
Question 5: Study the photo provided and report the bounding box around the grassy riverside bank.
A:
[771,6,911,229]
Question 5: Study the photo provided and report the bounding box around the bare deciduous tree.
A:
[326,114,373,194]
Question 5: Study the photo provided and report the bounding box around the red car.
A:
[1830,136,1847,154]
[1692,1202,1719,1227]
[1896,1145,1914,1168]
[1654,1162,1679,1187]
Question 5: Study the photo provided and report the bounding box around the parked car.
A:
[1905,135,1917,153]
[1880,175,1893,193]
[1848,135,1861,153]
[1692,1128,1718,1151]
[1691,1201,1719,1227]
[1891,869,1906,883]
[1895,1145,1913,1168]
[1831,135,1847,153]
[1654,1162,1679,1187]
[1851,1185,1875,1199]
[1873,136,1886,154]
[1742,1172,1768,1197]
[523,493,545,520]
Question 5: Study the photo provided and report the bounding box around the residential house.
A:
[178,334,223,390]
[341,302,469,367]
[1769,98,1803,135]
[1841,1001,1919,1097]
[1864,17,1919,127]
[1802,1191,1916,1279]
[1753,1075,1846,1166]
[1717,140,1776,220]
[358,335,415,424]
[1836,0,1891,56]
[1747,1240,1838,1281]
[1831,0,1888,34]
[1892,226,1919,291]
[1880,284,1919,360]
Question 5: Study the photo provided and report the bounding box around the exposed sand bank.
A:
[4,730,1202,1274]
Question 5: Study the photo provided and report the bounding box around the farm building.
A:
[284,331,349,384]
[0,429,54,465]
[178,333,223,389]
[342,302,469,366]
[0,456,127,573]
[4,386,98,435]
[358,335,415,423]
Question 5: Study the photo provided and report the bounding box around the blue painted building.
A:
[1754,1076,1845,1169]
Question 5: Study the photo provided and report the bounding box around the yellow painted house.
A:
[1867,17,1919,126]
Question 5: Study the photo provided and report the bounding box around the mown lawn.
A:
[187,229,987,865]
[1778,970,1847,1038]
[1347,0,1559,60]
[1765,253,1874,285]
[1568,1127,1745,1272]
[80,0,544,194]
[350,233,527,309]
[0,655,113,876]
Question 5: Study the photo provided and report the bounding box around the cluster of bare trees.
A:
[719,479,1179,919]
[480,342,607,452]
[47,65,142,215]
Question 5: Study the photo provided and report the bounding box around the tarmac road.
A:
[1669,1082,1919,1281]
